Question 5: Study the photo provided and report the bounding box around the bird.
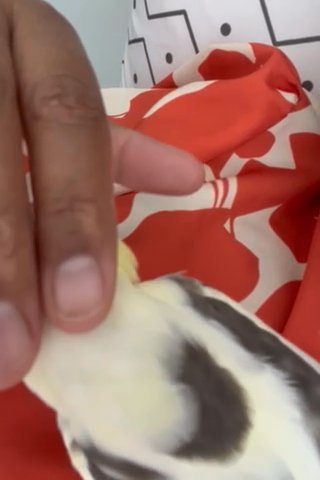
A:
[24,240,320,480]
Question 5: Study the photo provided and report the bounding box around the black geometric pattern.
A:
[128,36,156,85]
[124,0,320,93]
[259,0,320,46]
[128,0,199,86]
[141,0,199,54]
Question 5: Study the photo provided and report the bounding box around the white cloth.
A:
[122,0,320,96]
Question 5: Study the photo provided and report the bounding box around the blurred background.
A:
[46,0,131,87]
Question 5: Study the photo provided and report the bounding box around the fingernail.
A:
[54,256,104,320]
[0,303,32,374]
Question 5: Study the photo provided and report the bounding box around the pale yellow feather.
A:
[117,240,140,283]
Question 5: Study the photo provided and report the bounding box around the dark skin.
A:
[0,0,203,390]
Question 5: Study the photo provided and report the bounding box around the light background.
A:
[46,0,132,87]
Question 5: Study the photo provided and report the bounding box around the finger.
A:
[110,125,204,194]
[12,0,116,333]
[0,14,40,389]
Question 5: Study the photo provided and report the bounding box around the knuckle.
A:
[29,74,105,125]
[39,195,100,245]
[41,195,99,225]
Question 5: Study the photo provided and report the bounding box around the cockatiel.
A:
[24,241,320,480]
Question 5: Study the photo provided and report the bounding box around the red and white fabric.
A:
[1,42,320,480]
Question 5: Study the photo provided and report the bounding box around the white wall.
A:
[46,0,131,87]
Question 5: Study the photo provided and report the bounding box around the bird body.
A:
[24,242,320,480]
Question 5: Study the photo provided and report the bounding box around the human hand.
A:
[0,0,203,390]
